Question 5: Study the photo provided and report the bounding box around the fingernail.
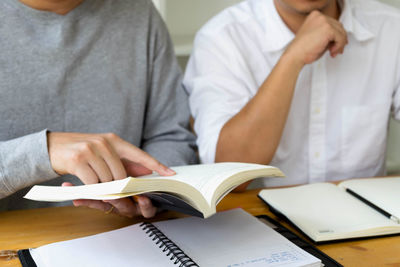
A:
[165,167,176,175]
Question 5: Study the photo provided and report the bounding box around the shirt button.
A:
[315,107,321,114]
[315,152,320,158]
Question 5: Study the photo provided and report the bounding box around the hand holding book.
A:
[61,182,157,218]
[47,132,177,218]
[48,132,175,182]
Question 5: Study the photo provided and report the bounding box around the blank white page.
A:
[155,209,321,267]
[339,177,400,218]
[30,224,175,267]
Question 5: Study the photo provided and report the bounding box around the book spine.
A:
[140,223,199,267]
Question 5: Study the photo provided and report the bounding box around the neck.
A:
[18,0,85,15]
[274,0,340,33]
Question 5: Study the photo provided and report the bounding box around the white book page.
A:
[155,209,321,267]
[339,177,400,218]
[24,163,256,201]
[30,224,175,267]
[24,163,280,203]
[140,163,278,204]
[259,183,398,241]
[24,179,130,201]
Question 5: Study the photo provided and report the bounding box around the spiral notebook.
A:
[18,209,321,267]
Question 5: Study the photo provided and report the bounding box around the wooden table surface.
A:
[1,189,400,267]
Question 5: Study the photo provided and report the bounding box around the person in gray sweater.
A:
[0,0,197,217]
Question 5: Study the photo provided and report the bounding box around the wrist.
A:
[280,47,306,72]
[47,131,64,176]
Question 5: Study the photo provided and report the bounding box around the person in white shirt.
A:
[184,0,400,189]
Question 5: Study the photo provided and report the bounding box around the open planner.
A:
[18,209,321,267]
[258,177,400,243]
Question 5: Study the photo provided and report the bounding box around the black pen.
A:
[346,188,400,224]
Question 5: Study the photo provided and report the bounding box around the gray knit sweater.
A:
[0,0,197,211]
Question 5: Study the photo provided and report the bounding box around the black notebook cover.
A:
[18,249,37,267]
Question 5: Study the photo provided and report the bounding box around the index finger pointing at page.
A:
[112,137,176,176]
[132,148,176,176]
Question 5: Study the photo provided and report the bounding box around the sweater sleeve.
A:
[141,4,198,167]
[0,129,59,199]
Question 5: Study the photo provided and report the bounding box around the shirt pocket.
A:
[341,104,389,173]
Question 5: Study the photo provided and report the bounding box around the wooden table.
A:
[1,189,400,267]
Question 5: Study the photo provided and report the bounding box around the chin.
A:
[278,0,334,15]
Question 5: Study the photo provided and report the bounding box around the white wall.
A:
[152,0,241,56]
[163,0,241,37]
[380,0,400,6]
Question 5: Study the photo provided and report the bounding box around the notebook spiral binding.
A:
[140,223,199,267]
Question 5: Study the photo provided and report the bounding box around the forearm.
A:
[0,130,58,198]
[216,51,304,164]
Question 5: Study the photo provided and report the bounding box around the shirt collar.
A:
[339,0,375,42]
[261,0,374,53]
[262,0,295,53]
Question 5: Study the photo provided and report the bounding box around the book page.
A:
[30,223,176,267]
[155,209,321,267]
[339,177,400,218]
[24,179,131,202]
[139,163,281,204]
[259,183,399,242]
[24,163,282,205]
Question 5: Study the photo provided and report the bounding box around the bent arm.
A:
[217,11,348,164]
[0,130,58,199]
[185,11,347,193]
[216,52,304,164]
[224,54,302,193]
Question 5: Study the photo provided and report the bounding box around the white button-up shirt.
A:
[184,0,400,187]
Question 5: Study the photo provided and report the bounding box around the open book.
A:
[258,177,400,243]
[25,162,284,218]
[19,209,321,267]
